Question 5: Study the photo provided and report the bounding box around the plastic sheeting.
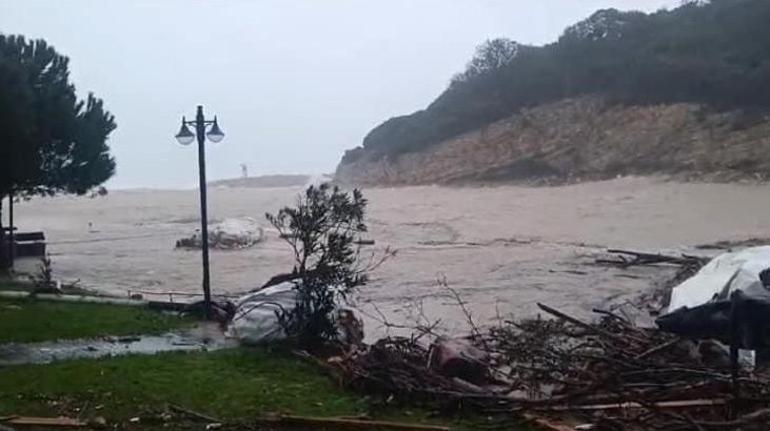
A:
[668,246,770,313]
[659,246,770,367]
[176,217,264,250]
[227,280,365,345]
[227,283,296,344]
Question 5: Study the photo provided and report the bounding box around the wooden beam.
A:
[260,414,451,431]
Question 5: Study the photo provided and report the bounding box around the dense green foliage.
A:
[267,184,370,345]
[345,0,770,162]
[0,34,116,199]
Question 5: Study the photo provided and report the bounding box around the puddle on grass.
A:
[0,323,238,366]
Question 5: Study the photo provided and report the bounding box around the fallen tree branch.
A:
[536,303,627,345]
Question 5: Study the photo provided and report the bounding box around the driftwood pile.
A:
[597,249,709,290]
[315,301,770,430]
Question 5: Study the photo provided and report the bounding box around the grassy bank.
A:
[0,348,478,430]
[0,348,363,419]
[0,298,193,343]
[0,297,514,430]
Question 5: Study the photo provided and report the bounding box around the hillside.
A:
[336,0,770,185]
[336,97,770,185]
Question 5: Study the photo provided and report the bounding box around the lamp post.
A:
[175,105,224,319]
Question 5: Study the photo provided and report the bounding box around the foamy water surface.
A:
[14,177,770,336]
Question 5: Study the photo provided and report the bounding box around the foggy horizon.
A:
[0,0,677,190]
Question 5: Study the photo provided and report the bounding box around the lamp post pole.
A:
[194,106,212,319]
[8,190,13,268]
[175,105,225,320]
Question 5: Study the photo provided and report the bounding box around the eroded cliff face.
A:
[335,97,770,186]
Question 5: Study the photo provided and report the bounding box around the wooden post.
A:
[0,195,5,270]
[729,291,743,419]
[8,190,14,268]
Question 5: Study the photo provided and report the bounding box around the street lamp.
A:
[175,105,224,319]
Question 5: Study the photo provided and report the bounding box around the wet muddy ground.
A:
[0,323,234,366]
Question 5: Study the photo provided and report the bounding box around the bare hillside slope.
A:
[336,97,770,186]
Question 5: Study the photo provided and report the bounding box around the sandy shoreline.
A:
[12,176,770,336]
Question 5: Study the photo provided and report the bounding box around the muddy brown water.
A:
[12,176,770,337]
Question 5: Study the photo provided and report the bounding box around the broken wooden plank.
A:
[168,403,221,423]
[3,416,86,427]
[534,398,727,412]
[260,414,451,430]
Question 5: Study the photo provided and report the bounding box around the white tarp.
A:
[211,217,264,248]
[177,217,264,250]
[665,246,770,368]
[668,246,770,312]
[226,280,365,345]
[227,283,297,344]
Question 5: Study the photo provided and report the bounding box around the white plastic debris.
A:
[227,283,297,344]
[668,246,770,312]
[177,217,264,250]
[227,280,364,345]
[666,245,770,369]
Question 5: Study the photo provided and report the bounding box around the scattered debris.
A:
[308,298,770,430]
[176,217,264,250]
[597,248,712,317]
[596,248,708,271]
[88,416,107,428]
[428,336,489,385]
[695,238,770,251]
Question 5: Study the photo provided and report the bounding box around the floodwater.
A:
[13,177,770,336]
[0,323,234,366]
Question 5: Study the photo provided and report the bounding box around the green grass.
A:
[0,348,366,420]
[0,348,505,430]
[0,348,523,430]
[0,298,194,343]
[0,297,525,429]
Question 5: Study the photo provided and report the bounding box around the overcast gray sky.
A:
[0,0,677,189]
